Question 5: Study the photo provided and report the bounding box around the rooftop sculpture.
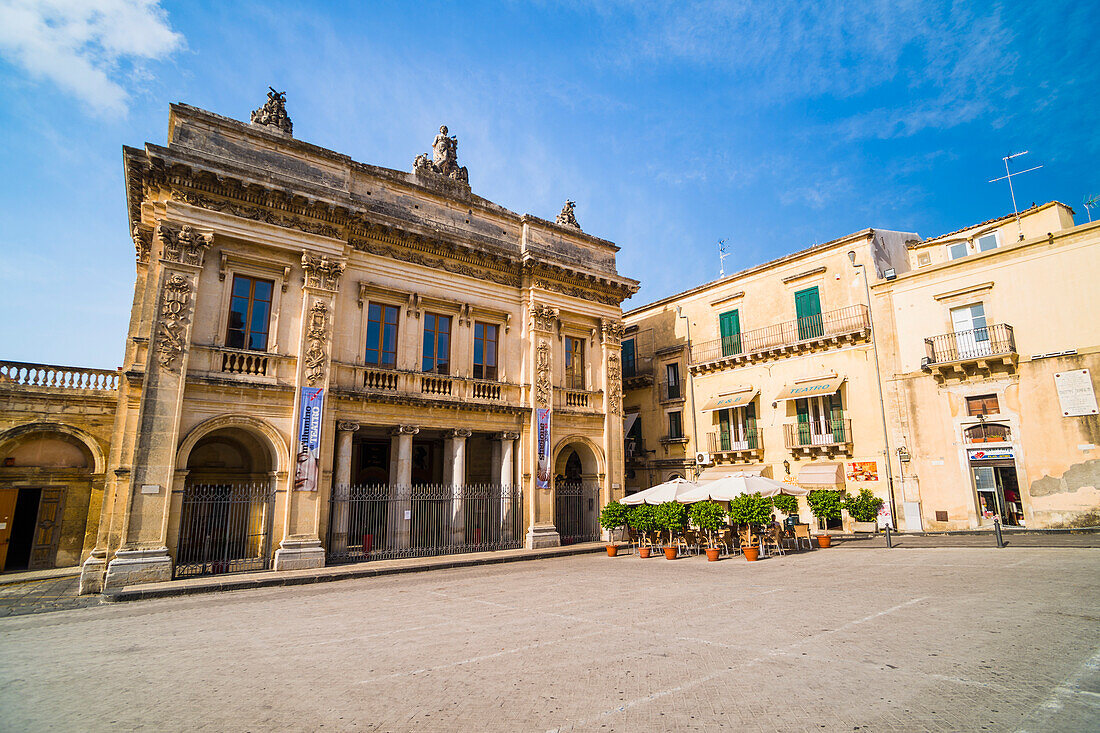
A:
[250,87,293,135]
[414,125,469,183]
[556,200,581,230]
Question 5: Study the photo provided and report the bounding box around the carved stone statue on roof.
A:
[414,125,469,183]
[555,200,581,230]
[250,87,293,135]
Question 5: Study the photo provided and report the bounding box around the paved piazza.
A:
[1,549,1098,732]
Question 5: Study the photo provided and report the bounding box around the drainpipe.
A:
[677,306,700,480]
[848,251,899,530]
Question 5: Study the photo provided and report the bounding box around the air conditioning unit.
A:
[920,356,934,372]
[695,451,713,466]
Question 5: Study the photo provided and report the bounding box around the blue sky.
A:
[0,0,1096,369]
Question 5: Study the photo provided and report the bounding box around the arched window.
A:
[564,450,582,481]
[964,423,1010,444]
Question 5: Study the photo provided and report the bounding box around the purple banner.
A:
[536,407,551,489]
[295,387,324,491]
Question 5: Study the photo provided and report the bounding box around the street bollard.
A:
[885,523,892,548]
[993,516,1004,548]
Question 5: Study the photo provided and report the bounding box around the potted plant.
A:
[807,489,844,547]
[653,501,687,559]
[689,500,727,561]
[728,492,773,561]
[628,504,658,558]
[599,500,630,556]
[844,488,884,533]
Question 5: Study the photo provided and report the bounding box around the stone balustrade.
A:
[340,364,523,407]
[0,360,119,392]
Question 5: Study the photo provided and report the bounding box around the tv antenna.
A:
[1084,194,1100,223]
[989,151,1042,240]
[718,238,732,276]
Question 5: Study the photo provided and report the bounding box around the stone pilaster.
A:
[600,318,625,508]
[102,224,212,591]
[526,302,561,549]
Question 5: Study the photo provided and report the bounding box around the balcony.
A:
[707,427,763,460]
[0,360,119,393]
[658,380,685,404]
[554,388,605,414]
[622,354,654,390]
[783,418,852,455]
[336,363,524,412]
[923,324,1017,381]
[690,305,870,373]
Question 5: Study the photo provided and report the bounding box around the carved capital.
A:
[600,318,624,346]
[156,224,212,267]
[155,274,192,371]
[132,225,151,263]
[336,421,360,433]
[498,431,521,441]
[530,303,560,333]
[391,425,420,436]
[450,428,473,439]
[302,253,345,291]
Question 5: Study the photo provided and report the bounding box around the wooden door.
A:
[28,489,63,570]
[0,489,18,570]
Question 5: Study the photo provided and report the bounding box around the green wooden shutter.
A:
[719,309,741,356]
[795,287,822,340]
[718,409,731,451]
[830,392,845,442]
[795,398,810,445]
[621,338,636,377]
[745,401,758,449]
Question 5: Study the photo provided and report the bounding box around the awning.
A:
[797,463,844,486]
[624,412,639,435]
[697,464,768,483]
[773,375,844,402]
[700,387,759,412]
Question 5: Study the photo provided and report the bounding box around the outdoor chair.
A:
[762,526,785,556]
[793,523,813,550]
[716,528,736,556]
[676,530,700,556]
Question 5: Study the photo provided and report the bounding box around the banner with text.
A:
[536,407,551,489]
[295,387,324,491]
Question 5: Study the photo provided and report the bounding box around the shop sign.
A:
[967,447,1014,461]
[846,461,879,481]
[1054,370,1099,417]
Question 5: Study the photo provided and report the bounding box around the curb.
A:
[102,543,606,603]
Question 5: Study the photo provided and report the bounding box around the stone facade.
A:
[1,98,638,590]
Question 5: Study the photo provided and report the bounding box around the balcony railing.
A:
[554,388,604,413]
[925,324,1016,364]
[218,348,270,377]
[784,418,852,449]
[690,305,870,366]
[338,363,522,406]
[707,426,761,453]
[0,360,118,392]
[658,380,685,403]
[622,353,654,381]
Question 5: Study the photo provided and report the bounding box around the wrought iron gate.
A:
[555,482,601,544]
[175,483,275,579]
[327,484,523,564]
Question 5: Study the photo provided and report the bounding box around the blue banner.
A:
[295,387,324,491]
[536,407,551,489]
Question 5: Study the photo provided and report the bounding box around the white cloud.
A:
[0,0,182,116]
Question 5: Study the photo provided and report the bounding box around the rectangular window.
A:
[421,313,452,374]
[226,275,273,351]
[917,252,932,267]
[668,411,683,439]
[947,242,968,260]
[565,336,585,390]
[473,321,498,380]
[665,363,681,400]
[365,303,399,368]
[621,338,637,378]
[719,309,741,356]
[976,233,998,252]
[966,394,1000,416]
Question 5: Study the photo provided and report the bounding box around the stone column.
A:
[329,421,359,554]
[388,425,417,550]
[498,431,519,542]
[526,302,561,548]
[600,318,625,511]
[446,428,471,546]
[275,252,346,572]
[102,224,212,591]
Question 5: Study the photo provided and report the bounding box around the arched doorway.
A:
[0,426,99,571]
[554,441,602,545]
[177,427,276,578]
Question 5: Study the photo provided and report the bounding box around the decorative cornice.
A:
[172,187,340,238]
[351,236,521,287]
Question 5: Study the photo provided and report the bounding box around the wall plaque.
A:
[1055,370,1099,417]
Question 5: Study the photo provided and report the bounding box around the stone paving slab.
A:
[0,565,81,587]
[0,575,102,617]
[0,547,1097,731]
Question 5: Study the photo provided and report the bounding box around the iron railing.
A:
[555,482,601,544]
[783,418,852,448]
[707,426,761,452]
[622,353,654,380]
[924,324,1016,364]
[690,305,870,364]
[326,484,523,564]
[0,360,119,391]
[175,483,276,579]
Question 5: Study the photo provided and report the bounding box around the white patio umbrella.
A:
[676,472,808,502]
[621,477,698,505]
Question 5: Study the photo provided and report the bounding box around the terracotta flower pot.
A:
[639,547,651,559]
[664,546,678,560]
[606,545,618,557]
[706,547,720,562]
[817,535,831,548]
[743,546,759,562]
